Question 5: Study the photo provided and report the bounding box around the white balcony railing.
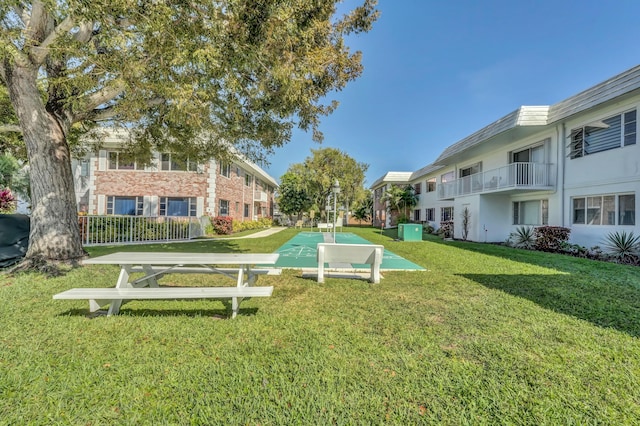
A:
[254,190,268,202]
[78,215,204,246]
[438,162,555,200]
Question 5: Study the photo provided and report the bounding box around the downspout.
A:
[560,123,566,227]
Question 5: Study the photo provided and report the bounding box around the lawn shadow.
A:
[460,273,640,337]
[59,305,259,319]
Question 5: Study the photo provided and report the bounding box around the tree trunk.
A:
[4,64,85,262]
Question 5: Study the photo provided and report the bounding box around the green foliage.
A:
[78,216,192,244]
[281,148,369,217]
[1,1,379,163]
[382,184,418,224]
[509,226,536,249]
[232,218,273,233]
[276,172,312,218]
[603,231,640,264]
[352,191,373,223]
[534,226,571,252]
[210,216,233,235]
[0,153,29,200]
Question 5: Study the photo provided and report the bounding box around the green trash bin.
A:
[398,223,423,241]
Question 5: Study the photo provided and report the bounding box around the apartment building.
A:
[73,131,278,221]
[372,65,640,247]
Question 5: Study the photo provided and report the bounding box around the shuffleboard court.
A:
[273,232,426,270]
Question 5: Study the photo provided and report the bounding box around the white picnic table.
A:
[54,252,280,317]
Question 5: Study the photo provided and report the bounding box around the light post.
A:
[332,179,340,243]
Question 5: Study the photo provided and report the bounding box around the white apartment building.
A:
[372,65,640,247]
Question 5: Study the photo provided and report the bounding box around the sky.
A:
[263,0,640,186]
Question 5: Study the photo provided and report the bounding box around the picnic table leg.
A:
[141,265,160,288]
[107,265,133,315]
[317,246,325,283]
[231,297,239,318]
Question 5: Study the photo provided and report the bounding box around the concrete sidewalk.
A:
[229,227,287,239]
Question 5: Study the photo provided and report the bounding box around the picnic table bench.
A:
[53,252,280,317]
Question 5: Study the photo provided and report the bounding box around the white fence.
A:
[79,215,205,246]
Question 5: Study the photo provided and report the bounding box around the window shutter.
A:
[98,150,107,171]
[97,195,106,214]
[196,197,204,217]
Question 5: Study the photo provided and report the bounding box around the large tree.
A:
[276,171,312,221]
[282,147,368,221]
[0,1,378,264]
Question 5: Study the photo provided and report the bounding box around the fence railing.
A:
[438,162,555,199]
[78,215,204,246]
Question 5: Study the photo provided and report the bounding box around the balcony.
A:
[254,190,268,203]
[437,162,555,200]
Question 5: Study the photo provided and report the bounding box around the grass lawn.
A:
[1,227,640,424]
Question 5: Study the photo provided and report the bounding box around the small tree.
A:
[352,191,373,225]
[461,207,470,241]
[382,184,418,225]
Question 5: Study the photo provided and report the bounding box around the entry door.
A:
[512,146,543,185]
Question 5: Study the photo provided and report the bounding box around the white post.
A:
[332,180,340,243]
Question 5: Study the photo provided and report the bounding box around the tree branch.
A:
[30,16,75,65]
[80,82,126,113]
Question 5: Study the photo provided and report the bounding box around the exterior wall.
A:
[562,98,640,246]
[73,146,278,222]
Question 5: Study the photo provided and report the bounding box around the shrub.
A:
[603,231,640,264]
[439,221,453,239]
[534,226,570,252]
[509,226,535,249]
[0,188,16,213]
[210,216,233,235]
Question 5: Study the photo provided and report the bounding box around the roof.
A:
[434,106,549,164]
[426,64,640,166]
[410,163,445,181]
[369,171,412,189]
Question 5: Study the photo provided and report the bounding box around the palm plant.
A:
[603,231,640,263]
[510,226,535,249]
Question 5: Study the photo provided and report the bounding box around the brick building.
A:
[73,130,278,220]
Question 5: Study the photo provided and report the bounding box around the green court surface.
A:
[273,232,426,270]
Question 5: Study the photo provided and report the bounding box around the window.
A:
[244,203,250,218]
[441,207,453,222]
[426,208,435,222]
[245,173,252,187]
[159,197,196,217]
[441,171,454,183]
[459,162,481,178]
[107,196,143,215]
[573,194,634,225]
[513,200,548,225]
[619,194,636,225]
[220,162,230,177]
[569,110,636,159]
[413,209,421,221]
[160,153,197,171]
[414,183,422,194]
[219,199,229,216]
[108,151,138,170]
[426,178,436,192]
